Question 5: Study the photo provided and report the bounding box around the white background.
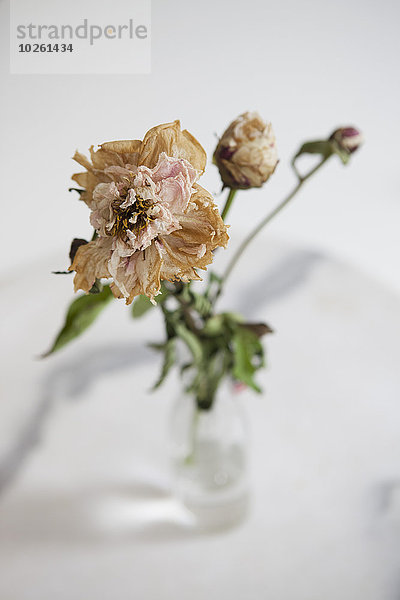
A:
[1,0,399,291]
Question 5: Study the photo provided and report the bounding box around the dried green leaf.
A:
[153,338,176,389]
[52,270,72,275]
[292,140,334,179]
[232,327,264,393]
[175,323,203,365]
[202,315,225,337]
[131,294,154,318]
[190,292,212,318]
[43,285,114,357]
[88,279,103,294]
[294,140,333,159]
[68,187,85,197]
[131,284,168,318]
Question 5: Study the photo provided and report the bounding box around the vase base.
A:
[179,490,250,532]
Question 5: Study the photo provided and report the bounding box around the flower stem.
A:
[217,157,329,298]
[184,406,200,465]
[221,188,237,221]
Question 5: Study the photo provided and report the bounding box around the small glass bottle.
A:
[169,381,250,530]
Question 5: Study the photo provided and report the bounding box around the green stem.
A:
[184,407,200,465]
[217,157,329,298]
[221,188,237,221]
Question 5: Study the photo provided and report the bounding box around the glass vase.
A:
[169,383,250,530]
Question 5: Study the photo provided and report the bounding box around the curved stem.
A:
[217,157,329,298]
[221,188,237,221]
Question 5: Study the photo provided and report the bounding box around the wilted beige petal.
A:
[73,150,93,172]
[72,141,140,209]
[71,171,104,208]
[110,244,162,304]
[159,184,228,280]
[160,233,209,279]
[69,238,112,293]
[177,184,229,248]
[131,244,162,303]
[72,151,112,208]
[101,139,141,157]
[71,172,90,189]
[139,121,206,173]
[69,125,228,304]
[89,145,124,171]
[160,255,202,283]
[110,282,124,299]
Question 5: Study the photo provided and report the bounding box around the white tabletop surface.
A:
[0,238,400,600]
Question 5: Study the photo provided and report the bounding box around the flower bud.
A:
[213,111,278,189]
[330,127,363,154]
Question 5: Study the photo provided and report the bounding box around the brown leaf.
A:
[240,322,274,338]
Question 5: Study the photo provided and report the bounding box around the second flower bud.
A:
[213,111,279,190]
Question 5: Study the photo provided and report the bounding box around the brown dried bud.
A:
[214,111,279,189]
[330,127,363,154]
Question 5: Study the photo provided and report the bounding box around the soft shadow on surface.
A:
[373,480,400,515]
[44,342,155,400]
[0,479,238,543]
[234,249,323,313]
[0,250,324,496]
[0,343,153,494]
[369,480,400,598]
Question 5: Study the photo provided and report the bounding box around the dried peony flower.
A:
[330,126,363,154]
[213,111,279,189]
[69,121,229,303]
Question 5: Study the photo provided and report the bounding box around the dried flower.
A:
[69,121,229,303]
[330,127,363,154]
[213,111,278,189]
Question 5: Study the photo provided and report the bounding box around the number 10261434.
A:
[18,43,73,53]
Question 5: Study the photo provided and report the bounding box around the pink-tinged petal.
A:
[90,182,120,236]
[135,154,198,214]
[108,253,133,299]
[70,124,228,303]
[157,184,229,281]
[159,175,192,213]
[113,236,136,258]
[108,244,162,304]
[104,165,137,182]
[150,152,198,184]
[128,202,180,252]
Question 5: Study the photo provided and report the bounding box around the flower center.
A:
[110,193,155,238]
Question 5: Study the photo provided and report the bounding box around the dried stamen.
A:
[110,194,155,238]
